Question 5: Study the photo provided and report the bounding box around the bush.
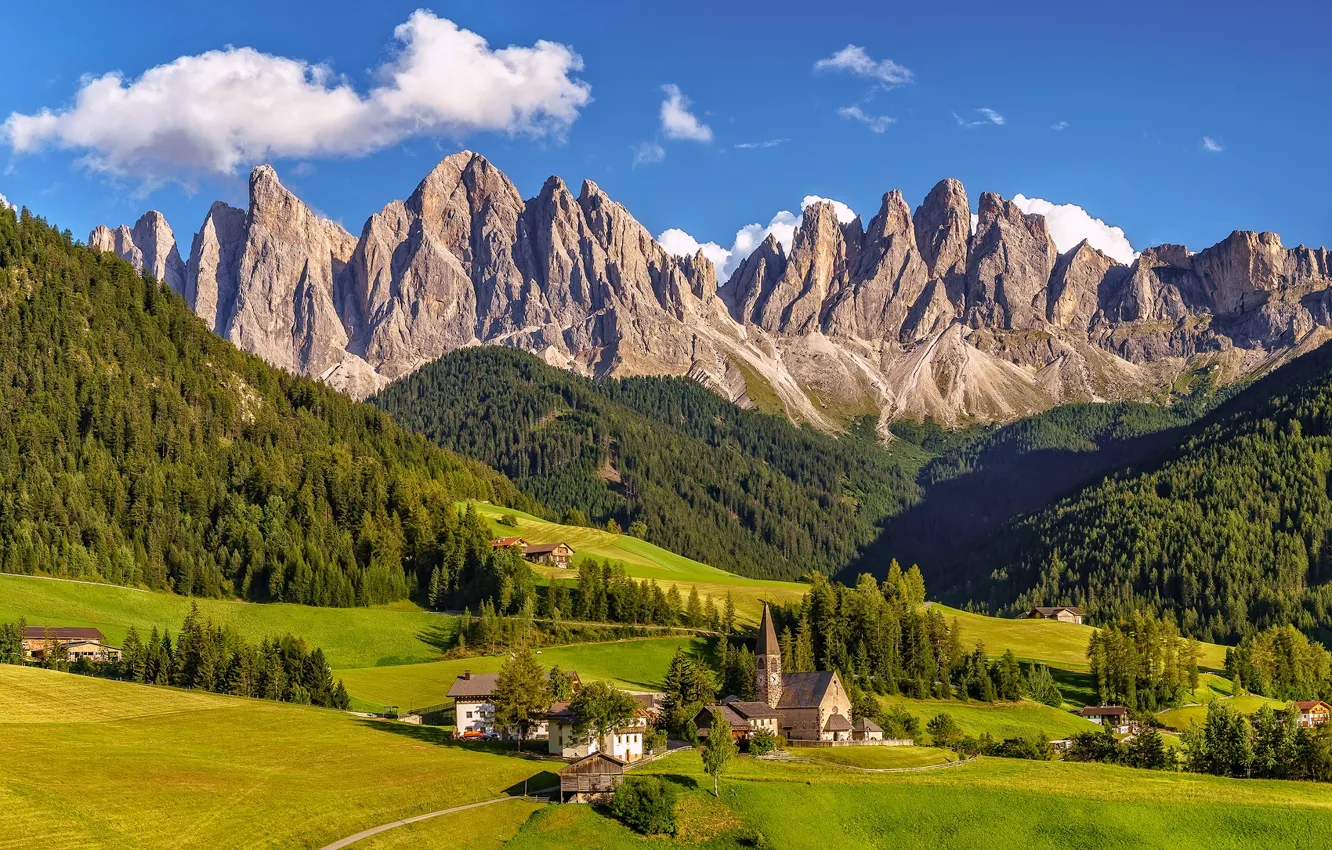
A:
[990,733,1053,761]
[610,776,678,835]
[878,705,921,741]
[645,728,668,754]
[926,712,963,749]
[499,513,519,527]
[749,728,778,756]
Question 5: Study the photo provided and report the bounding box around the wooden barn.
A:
[559,752,625,803]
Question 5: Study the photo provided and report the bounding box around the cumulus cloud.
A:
[734,138,788,150]
[1202,136,1224,152]
[1051,120,1069,131]
[659,84,712,142]
[814,45,912,87]
[1010,194,1137,264]
[2,11,591,186]
[632,140,666,167]
[837,105,895,133]
[954,108,1004,128]
[0,192,13,212]
[657,195,856,283]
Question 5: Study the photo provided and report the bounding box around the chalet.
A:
[65,641,122,663]
[545,701,648,762]
[559,752,625,803]
[1021,606,1085,625]
[489,537,528,554]
[447,669,582,740]
[693,698,781,745]
[1078,705,1135,735]
[851,717,883,742]
[1294,701,1332,729]
[525,542,576,569]
[21,627,111,661]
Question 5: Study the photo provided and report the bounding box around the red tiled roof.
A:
[1294,701,1331,711]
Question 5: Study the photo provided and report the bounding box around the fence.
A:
[784,738,915,748]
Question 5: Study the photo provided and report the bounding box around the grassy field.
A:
[508,751,1332,849]
[879,694,1099,741]
[0,665,553,850]
[796,745,954,769]
[469,502,808,623]
[335,636,707,711]
[352,800,546,850]
[1156,694,1288,731]
[0,574,453,670]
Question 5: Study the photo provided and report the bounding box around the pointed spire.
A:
[758,603,778,657]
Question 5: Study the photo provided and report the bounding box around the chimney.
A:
[463,670,471,680]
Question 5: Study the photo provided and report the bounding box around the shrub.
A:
[926,712,963,749]
[749,728,778,756]
[499,513,519,527]
[610,776,678,835]
[645,728,668,754]
[878,705,921,740]
[990,733,1053,761]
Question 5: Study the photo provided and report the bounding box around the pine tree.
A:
[493,647,552,751]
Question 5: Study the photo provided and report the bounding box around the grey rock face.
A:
[185,202,246,331]
[89,211,186,294]
[964,192,1058,330]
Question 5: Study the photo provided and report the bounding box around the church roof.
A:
[824,713,852,732]
[777,671,838,710]
[757,603,779,657]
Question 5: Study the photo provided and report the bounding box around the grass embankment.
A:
[335,636,705,712]
[469,502,808,624]
[0,573,454,670]
[0,666,550,850]
[508,750,1332,849]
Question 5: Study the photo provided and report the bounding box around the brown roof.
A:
[696,704,750,730]
[777,671,838,710]
[1295,701,1331,711]
[526,542,573,555]
[448,668,576,700]
[720,697,780,719]
[852,717,882,732]
[757,604,779,657]
[23,627,105,641]
[1079,706,1128,717]
[560,752,625,774]
[823,713,852,732]
[1031,606,1084,616]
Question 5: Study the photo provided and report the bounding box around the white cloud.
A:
[0,192,13,212]
[734,138,788,150]
[1010,194,1137,264]
[1051,121,1069,131]
[659,84,712,143]
[837,105,895,133]
[657,196,856,283]
[954,108,1005,128]
[2,11,591,186]
[814,45,912,87]
[632,140,665,167]
[1202,136,1224,152]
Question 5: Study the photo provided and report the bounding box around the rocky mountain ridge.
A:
[92,152,1332,429]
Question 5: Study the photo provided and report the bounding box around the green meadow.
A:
[0,665,550,850]
[879,693,1099,741]
[1156,694,1288,731]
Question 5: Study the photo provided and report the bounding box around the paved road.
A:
[316,788,557,850]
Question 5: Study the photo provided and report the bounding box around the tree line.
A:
[1087,614,1202,712]
[1225,625,1332,701]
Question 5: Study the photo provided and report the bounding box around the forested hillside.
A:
[954,340,1332,642]
[372,347,922,580]
[0,207,527,606]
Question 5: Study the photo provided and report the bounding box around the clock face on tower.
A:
[770,672,780,686]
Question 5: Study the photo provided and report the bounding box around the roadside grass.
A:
[335,636,706,711]
[0,573,454,670]
[0,665,552,850]
[794,745,954,769]
[1156,694,1287,731]
[468,502,808,624]
[878,694,1098,741]
[351,800,547,850]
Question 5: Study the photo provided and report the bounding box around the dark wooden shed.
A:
[559,752,625,802]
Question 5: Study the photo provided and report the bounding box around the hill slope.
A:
[0,207,524,607]
[953,338,1332,641]
[373,346,924,580]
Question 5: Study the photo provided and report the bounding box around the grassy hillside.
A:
[470,502,807,624]
[1156,695,1289,731]
[880,694,1098,741]
[0,665,549,850]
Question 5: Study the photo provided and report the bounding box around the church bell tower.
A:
[756,603,782,709]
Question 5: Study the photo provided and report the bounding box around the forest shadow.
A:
[417,621,458,655]
[352,718,560,763]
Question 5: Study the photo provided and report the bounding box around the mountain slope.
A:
[92,151,1332,429]
[949,338,1332,641]
[371,346,922,580]
[0,205,526,606]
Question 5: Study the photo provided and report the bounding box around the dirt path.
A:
[316,788,557,850]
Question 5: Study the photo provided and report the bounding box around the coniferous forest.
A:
[0,208,527,606]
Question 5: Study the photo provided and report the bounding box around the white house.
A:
[1078,705,1134,735]
[447,669,581,740]
[546,701,647,761]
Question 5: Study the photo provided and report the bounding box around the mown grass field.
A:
[0,665,552,850]
[795,745,954,769]
[335,636,706,711]
[352,800,545,850]
[469,502,808,623]
[507,751,1332,849]
[879,694,1098,741]
[0,574,454,669]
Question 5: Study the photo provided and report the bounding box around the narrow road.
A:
[316,788,556,850]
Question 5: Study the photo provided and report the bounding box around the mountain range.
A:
[92,151,1332,428]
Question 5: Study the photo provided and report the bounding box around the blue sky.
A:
[2,0,1329,273]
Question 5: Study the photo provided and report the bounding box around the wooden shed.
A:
[559,752,625,803]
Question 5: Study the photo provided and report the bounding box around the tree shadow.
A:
[352,717,563,763]
[1048,667,1096,708]
[417,621,458,655]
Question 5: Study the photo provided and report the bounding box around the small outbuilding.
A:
[851,717,883,741]
[559,752,625,803]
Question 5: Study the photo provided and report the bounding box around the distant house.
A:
[1021,606,1085,625]
[851,717,883,742]
[447,669,582,740]
[545,701,647,762]
[1079,705,1134,735]
[525,542,575,569]
[21,627,114,661]
[489,537,528,554]
[1294,701,1332,728]
[559,752,625,803]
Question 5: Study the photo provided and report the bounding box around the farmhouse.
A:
[525,542,575,569]
[489,537,528,554]
[559,752,624,803]
[1020,606,1085,625]
[545,701,648,762]
[1294,700,1332,728]
[447,669,582,740]
[693,698,781,744]
[21,627,117,661]
[1078,705,1135,735]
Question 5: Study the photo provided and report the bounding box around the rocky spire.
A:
[89,211,187,295]
[756,201,848,334]
[185,201,246,331]
[965,191,1058,329]
[913,178,971,307]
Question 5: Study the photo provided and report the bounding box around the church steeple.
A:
[756,603,782,709]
